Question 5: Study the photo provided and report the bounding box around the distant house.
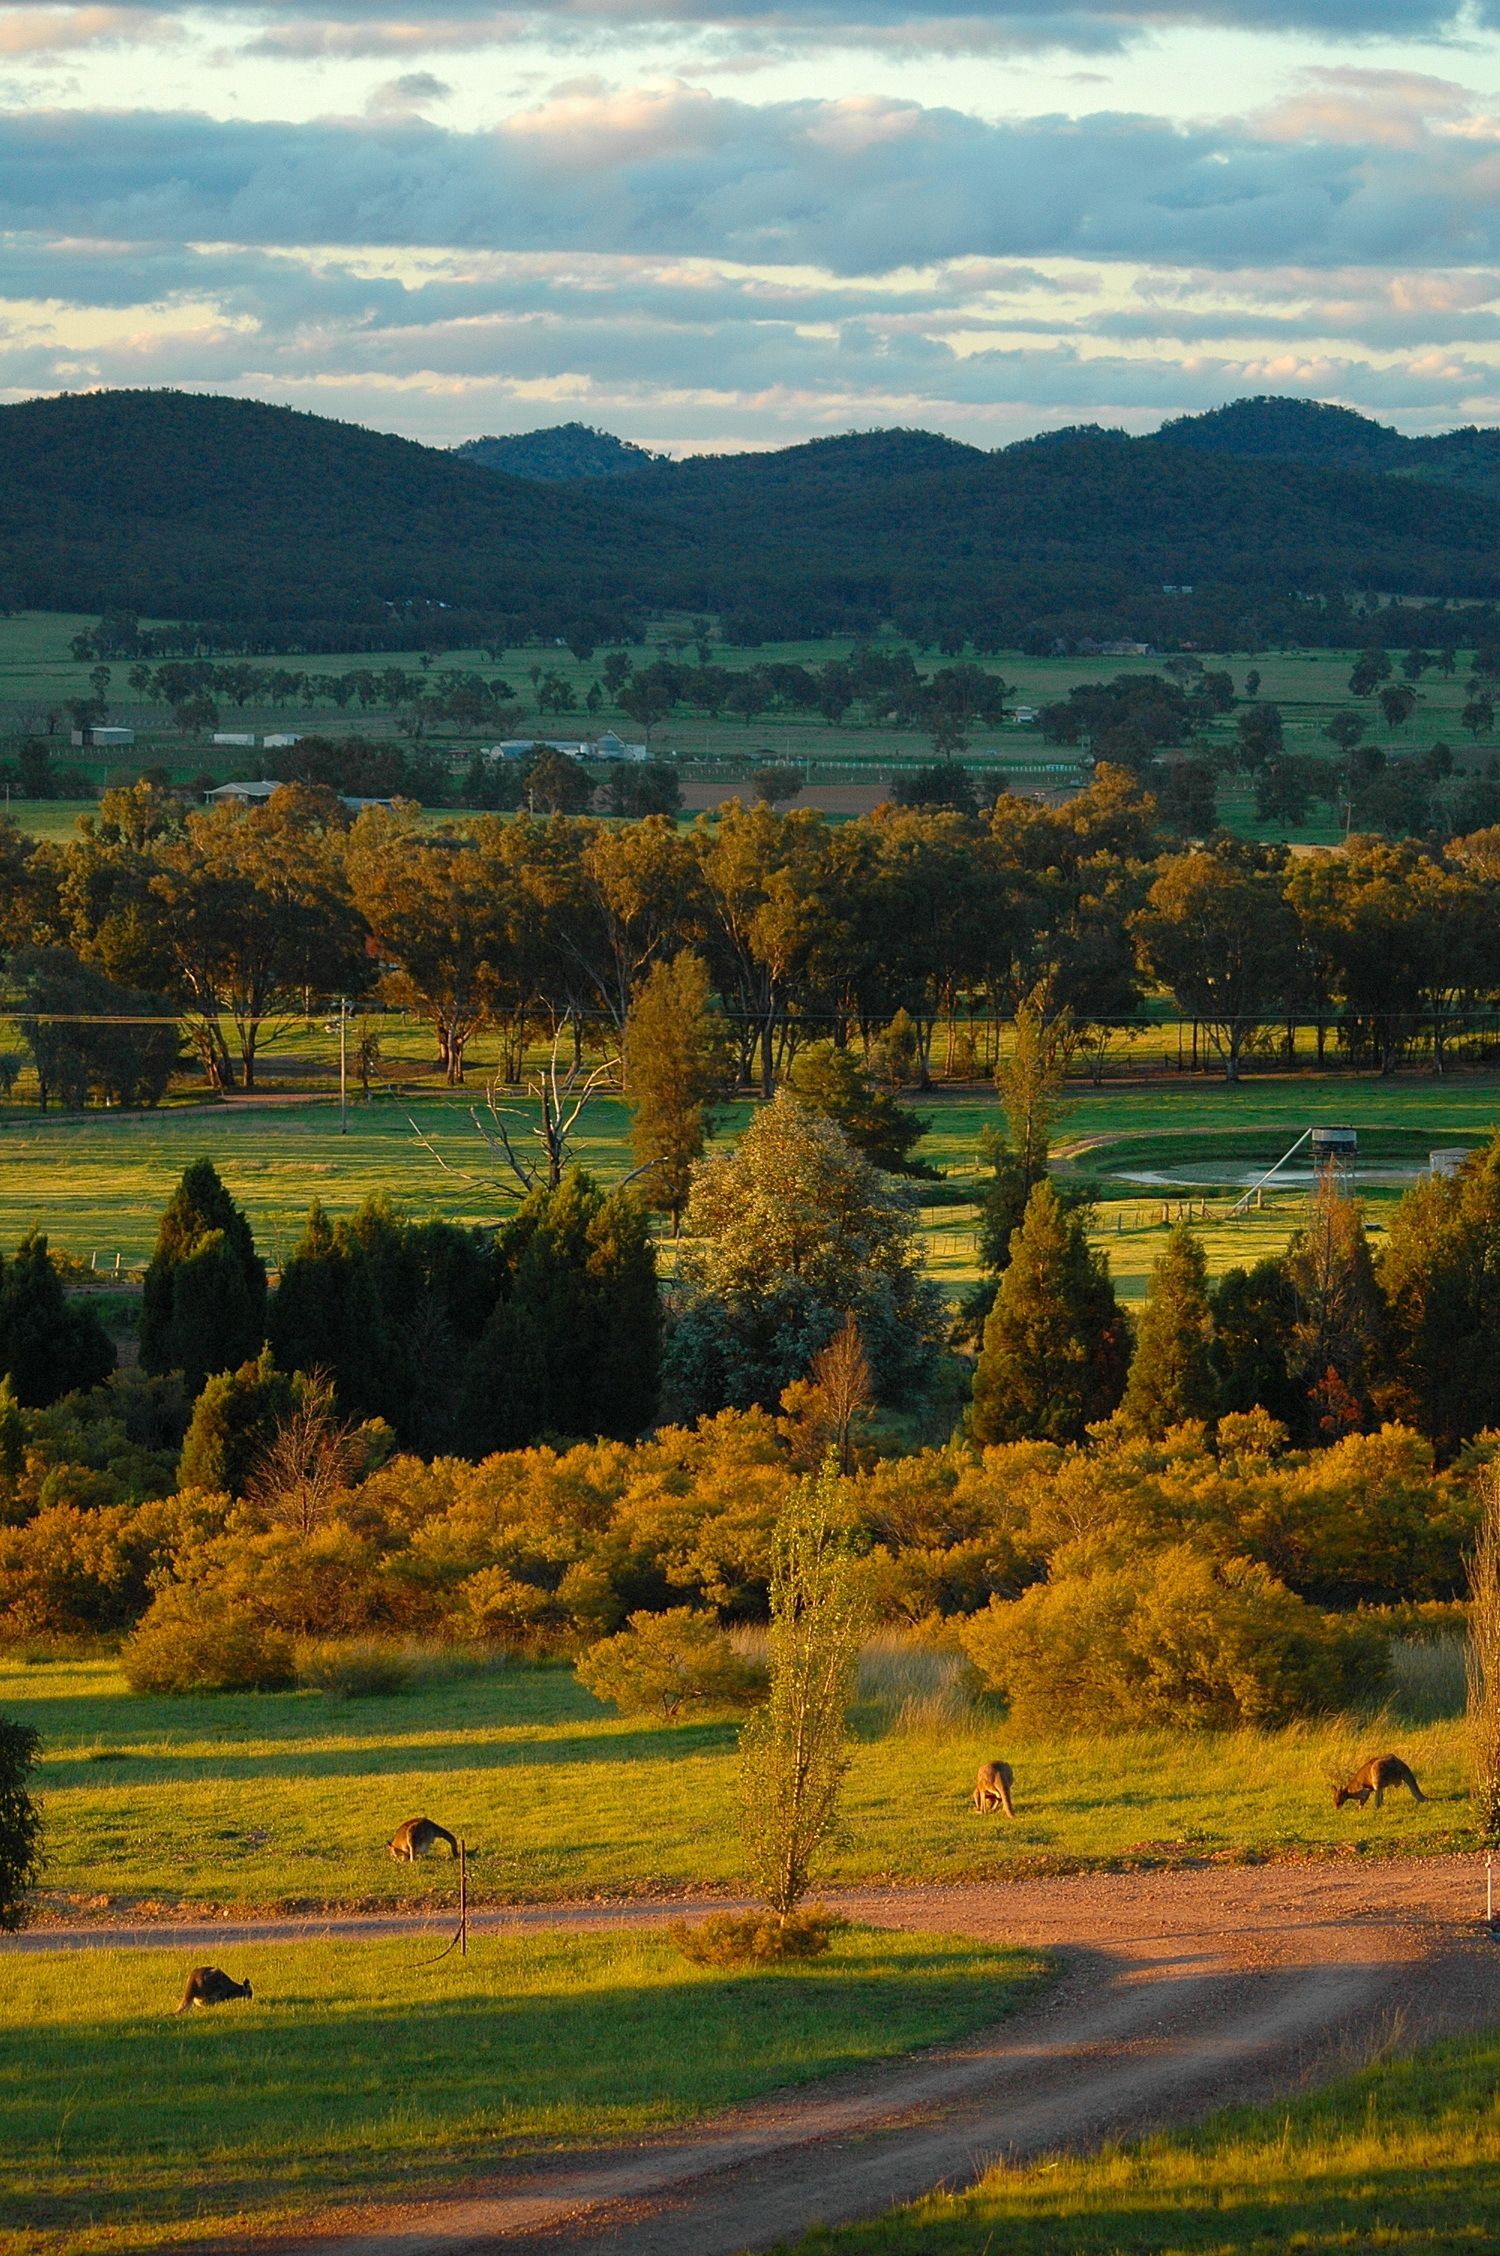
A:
[205,780,280,806]
[1008,705,1039,725]
[212,732,257,748]
[70,724,134,747]
[262,732,302,750]
[482,733,648,763]
[204,779,392,814]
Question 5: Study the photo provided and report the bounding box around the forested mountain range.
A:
[1155,396,1500,499]
[5,387,1500,640]
[455,422,665,479]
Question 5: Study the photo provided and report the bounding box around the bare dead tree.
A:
[409,1019,657,1207]
[247,1376,364,1538]
[809,1316,874,1477]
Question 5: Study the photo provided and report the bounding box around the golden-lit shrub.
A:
[577,1607,766,1719]
[120,1586,295,1694]
[960,1542,1380,1731]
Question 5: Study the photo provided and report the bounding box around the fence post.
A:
[460,1839,468,1958]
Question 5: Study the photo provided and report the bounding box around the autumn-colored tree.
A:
[625,951,730,1231]
[969,1179,1127,1444]
[347,808,514,1085]
[1119,1225,1217,1437]
[1282,1170,1384,1437]
[148,785,367,1091]
[1133,847,1299,1081]
[1381,1136,1500,1454]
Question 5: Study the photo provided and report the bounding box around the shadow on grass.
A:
[0,1939,1044,2238]
[40,1715,742,1788]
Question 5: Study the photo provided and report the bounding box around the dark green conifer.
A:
[1119,1225,1217,1436]
[177,1348,296,1497]
[0,1231,114,1407]
[140,1160,266,1393]
[969,1179,1127,1444]
[462,1173,659,1455]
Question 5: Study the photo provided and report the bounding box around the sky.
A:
[9,2,1500,450]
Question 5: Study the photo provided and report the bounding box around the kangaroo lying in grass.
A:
[175,1967,252,2012]
[972,1760,1016,1817]
[389,1816,460,1860]
[1334,1754,1426,1810]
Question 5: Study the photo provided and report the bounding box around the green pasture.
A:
[788,2029,1500,2256]
[0,1074,1494,1304]
[1,614,1495,841]
[3,1652,1467,1919]
[0,1925,1042,2256]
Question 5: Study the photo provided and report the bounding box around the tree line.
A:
[8,768,1500,1107]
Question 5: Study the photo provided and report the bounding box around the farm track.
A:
[9,1856,1496,2256]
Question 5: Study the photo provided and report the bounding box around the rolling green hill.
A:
[1157,393,1500,499]
[6,388,1500,636]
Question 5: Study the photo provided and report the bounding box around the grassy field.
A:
[4,1648,1468,1918]
[1,1073,1494,1302]
[2,613,1494,844]
[0,1924,1042,2256]
[786,2029,1500,2256]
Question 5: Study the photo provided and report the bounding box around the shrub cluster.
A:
[669,1907,843,1965]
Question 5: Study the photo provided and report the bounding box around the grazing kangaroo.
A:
[972,1760,1016,1817]
[175,1967,252,2013]
[388,1816,460,1861]
[1334,1754,1426,1811]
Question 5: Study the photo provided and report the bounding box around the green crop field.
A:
[1,613,1493,845]
[0,1924,1042,2256]
[786,2029,1500,2256]
[3,1649,1466,1919]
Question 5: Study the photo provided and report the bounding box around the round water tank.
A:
[1310,1127,1358,1158]
[1430,1148,1470,1178]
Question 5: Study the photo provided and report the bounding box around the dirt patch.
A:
[167,1856,1499,2256]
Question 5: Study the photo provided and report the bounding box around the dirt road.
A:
[43,1855,1466,2256]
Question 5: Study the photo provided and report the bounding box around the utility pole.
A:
[326,997,352,1135]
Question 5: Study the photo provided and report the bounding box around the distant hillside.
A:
[1157,394,1500,500]
[6,389,1500,637]
[455,422,664,480]
[0,390,680,623]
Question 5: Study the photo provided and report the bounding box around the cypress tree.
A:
[268,1201,391,1419]
[0,1715,42,1930]
[177,1348,297,1497]
[0,1231,114,1407]
[140,1161,266,1394]
[1119,1225,1217,1436]
[461,1173,659,1455]
[969,1179,1127,1444]
[1210,1259,1303,1429]
[787,1041,932,1176]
